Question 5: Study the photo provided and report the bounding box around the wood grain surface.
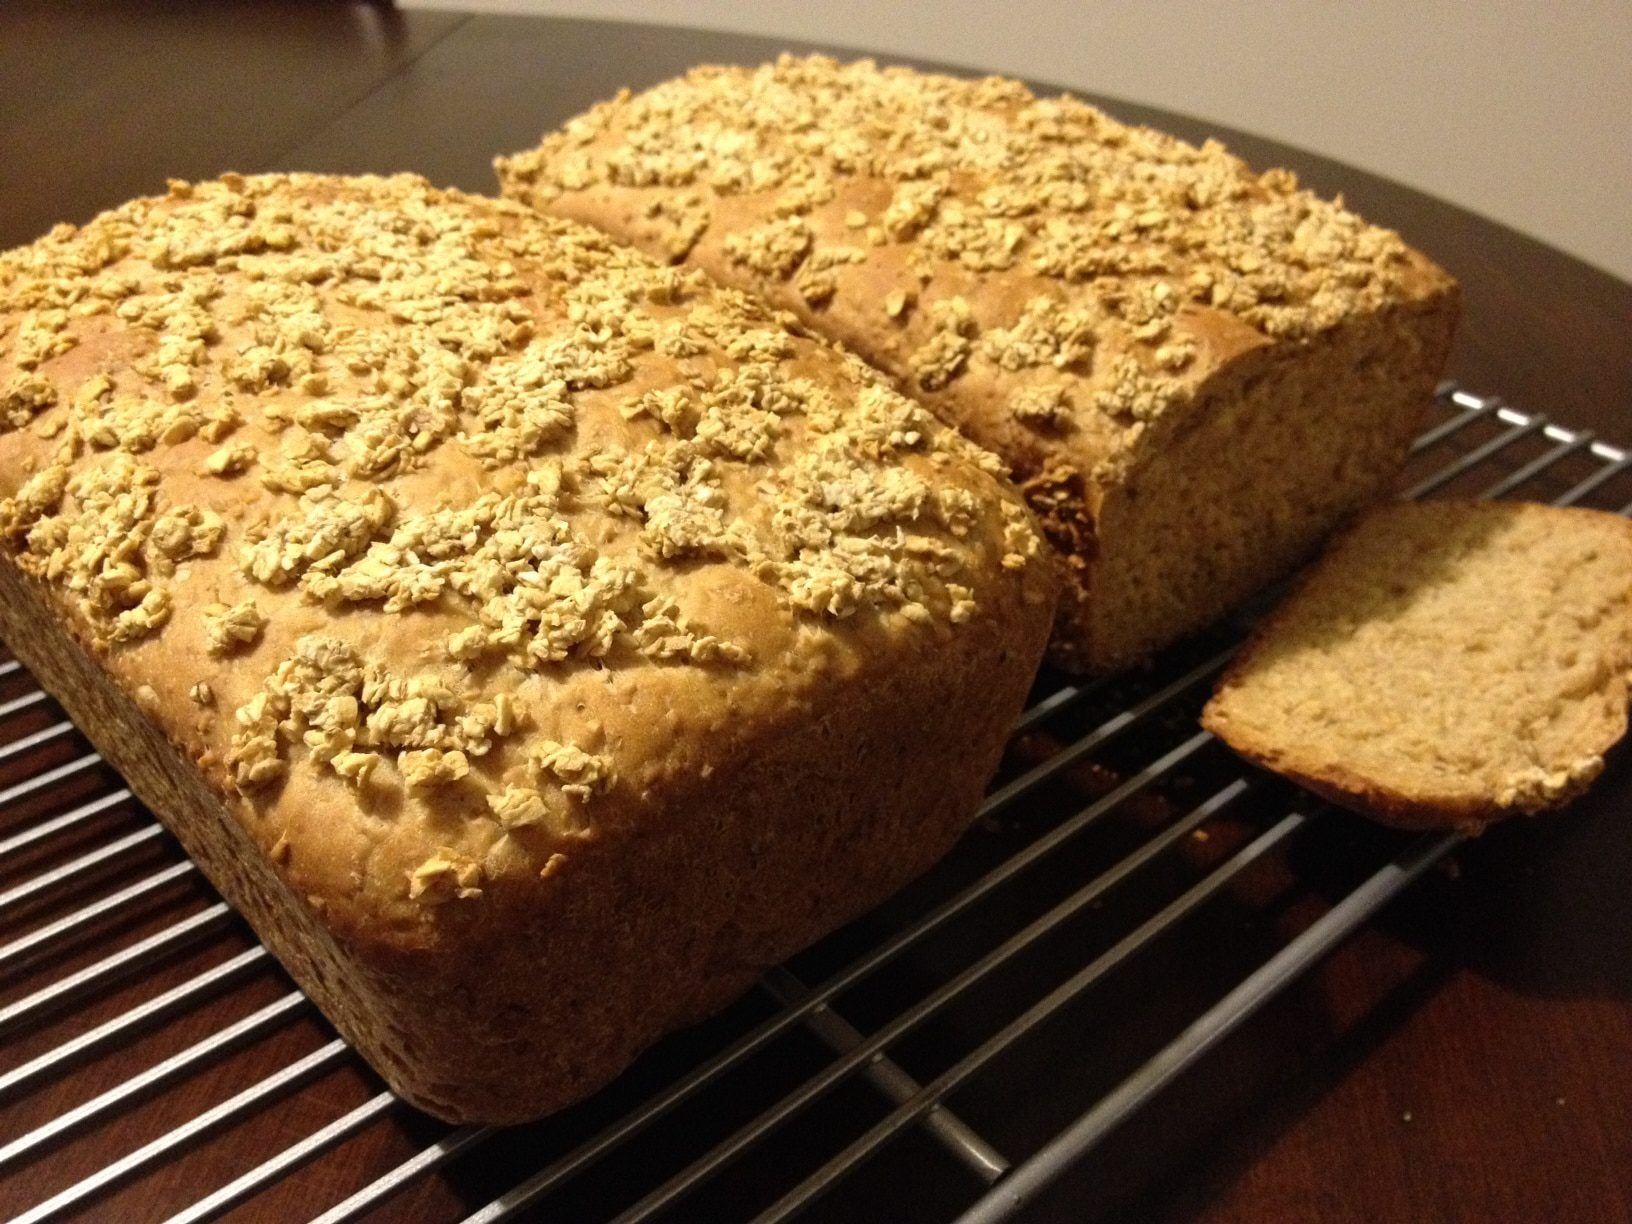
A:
[1,4,1628,1222]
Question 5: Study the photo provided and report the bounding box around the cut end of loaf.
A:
[1046,293,1454,674]
[1202,500,1632,831]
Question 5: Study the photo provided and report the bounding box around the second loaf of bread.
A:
[0,173,1058,1122]
[498,55,1460,672]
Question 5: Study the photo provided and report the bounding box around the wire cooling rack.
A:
[3,385,1630,1223]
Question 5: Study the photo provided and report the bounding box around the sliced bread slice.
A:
[1202,500,1632,831]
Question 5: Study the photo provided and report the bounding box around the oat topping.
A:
[203,598,267,655]
[2,371,57,429]
[480,736,614,837]
[881,181,945,242]
[1009,384,1074,431]
[331,750,379,786]
[455,355,575,467]
[641,191,713,261]
[149,504,226,566]
[631,595,750,664]
[1153,337,1198,372]
[910,297,977,391]
[84,391,207,453]
[12,309,77,371]
[201,442,255,477]
[0,171,1047,891]
[724,216,813,278]
[398,747,470,790]
[530,739,613,800]
[408,847,483,902]
[794,244,865,308]
[980,297,1097,373]
[240,487,395,588]
[0,450,182,644]
[486,784,551,830]
[500,54,1432,438]
[227,633,521,790]
[1093,353,1185,424]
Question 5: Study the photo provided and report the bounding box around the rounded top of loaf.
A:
[498,54,1456,465]
[0,172,1056,944]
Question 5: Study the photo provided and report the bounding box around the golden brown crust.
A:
[0,172,1057,1120]
[498,55,1459,671]
[1203,500,1632,832]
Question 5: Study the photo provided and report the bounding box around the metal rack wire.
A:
[2,385,1628,1223]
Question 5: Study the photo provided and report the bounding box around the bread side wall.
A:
[323,575,1049,1123]
[0,546,1048,1123]
[0,557,448,1103]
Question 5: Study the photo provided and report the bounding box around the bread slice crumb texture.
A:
[1202,500,1632,830]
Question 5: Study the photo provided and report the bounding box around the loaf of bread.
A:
[0,173,1058,1122]
[497,55,1460,672]
[1203,500,1632,831]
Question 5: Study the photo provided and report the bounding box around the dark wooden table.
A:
[2,4,1628,1222]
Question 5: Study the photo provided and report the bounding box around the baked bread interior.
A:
[1202,500,1632,831]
